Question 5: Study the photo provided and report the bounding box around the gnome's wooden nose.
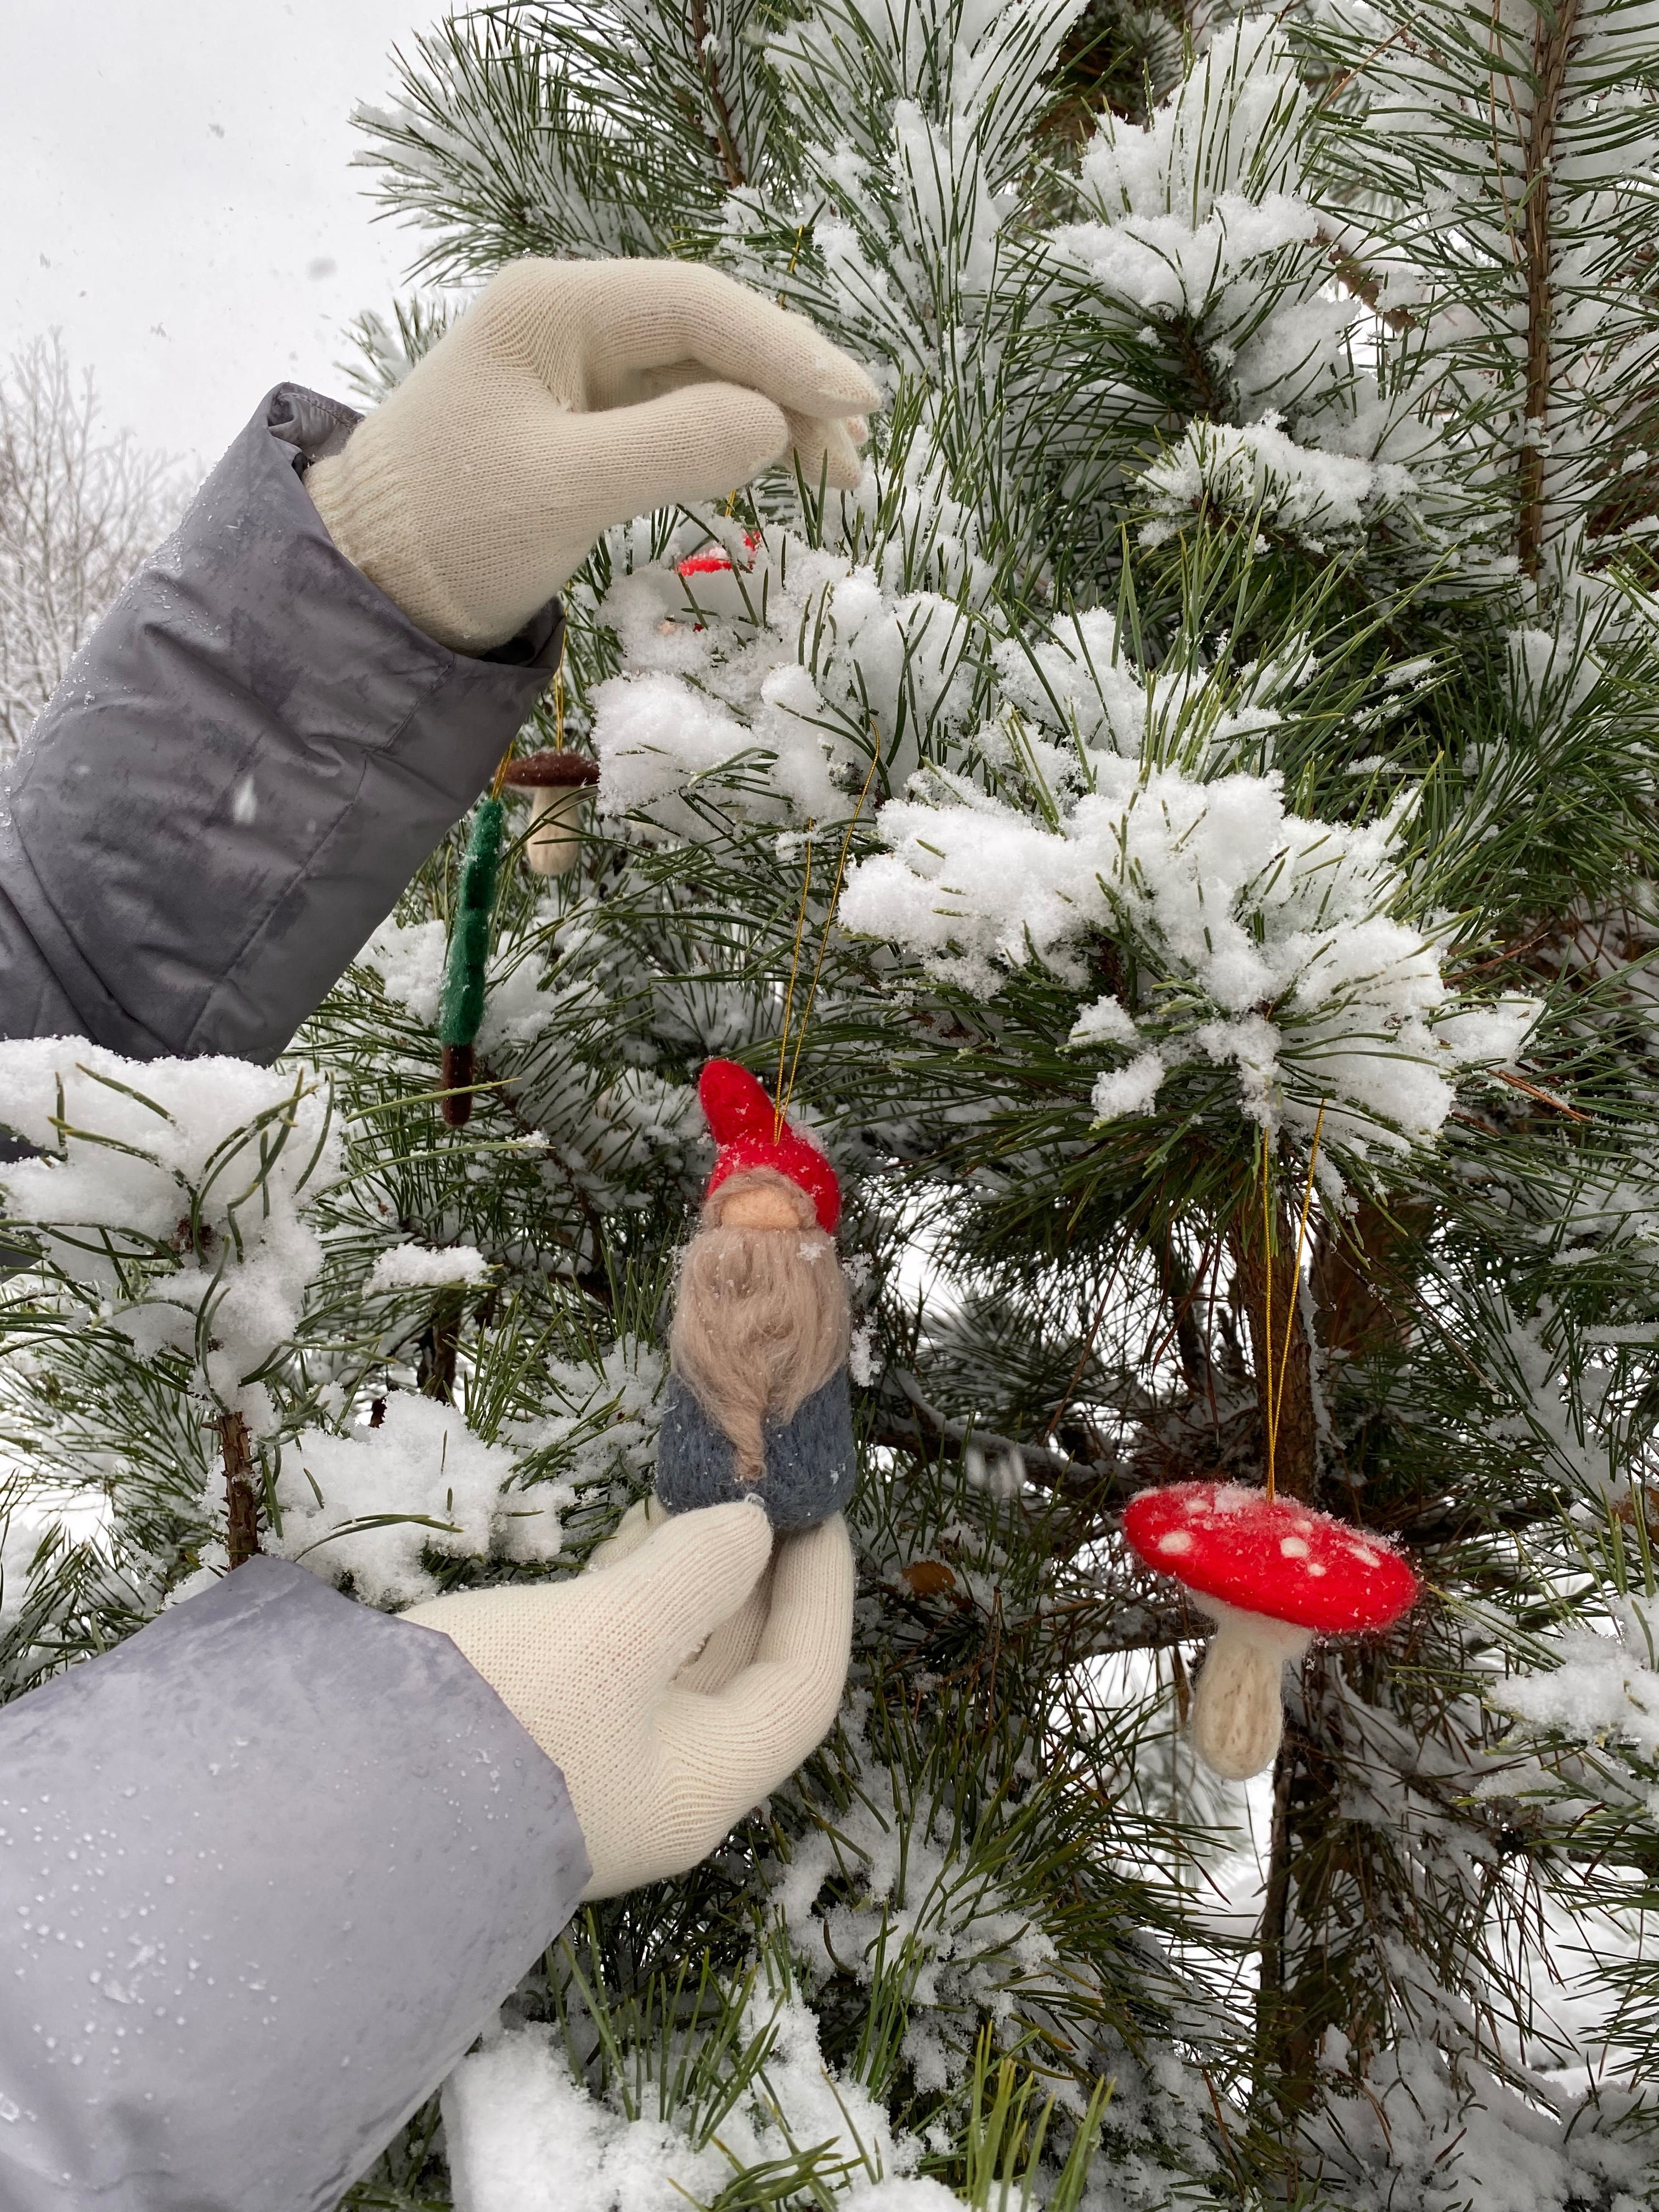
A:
[719,1184,806,1230]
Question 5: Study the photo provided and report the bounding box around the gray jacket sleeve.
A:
[0,1558,590,2212]
[0,396,588,2207]
[0,383,563,1062]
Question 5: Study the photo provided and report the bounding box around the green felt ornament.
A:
[438,795,505,1129]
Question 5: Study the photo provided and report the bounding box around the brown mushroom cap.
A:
[500,751,601,789]
[1124,1480,1418,1635]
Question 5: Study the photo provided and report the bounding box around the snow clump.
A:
[358,913,447,1027]
[1049,22,1356,425]
[1496,1595,1659,1768]
[839,762,1537,1158]
[589,531,976,836]
[1141,414,1420,553]
[366,1242,491,1293]
[0,1040,339,1432]
[269,1392,560,1607]
[444,1990,923,2212]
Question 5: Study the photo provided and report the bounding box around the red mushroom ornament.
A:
[1124,1482,1419,1781]
[676,531,761,579]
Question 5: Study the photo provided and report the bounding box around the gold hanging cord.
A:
[1260,1100,1327,1503]
[772,733,883,1138]
[489,670,567,800]
[774,826,816,1115]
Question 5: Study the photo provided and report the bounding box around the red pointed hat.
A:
[698,1059,840,1234]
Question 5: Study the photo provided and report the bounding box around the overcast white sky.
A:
[1,0,440,479]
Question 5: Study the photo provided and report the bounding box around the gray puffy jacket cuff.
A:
[0,384,563,1063]
[0,1558,589,2211]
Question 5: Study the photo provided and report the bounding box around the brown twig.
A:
[219,1411,261,1569]
[1492,1065,1591,1122]
[1318,232,1418,334]
[417,1292,465,1403]
[879,1372,1137,1508]
[687,0,746,188]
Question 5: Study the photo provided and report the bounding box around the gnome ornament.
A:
[654,1060,856,1532]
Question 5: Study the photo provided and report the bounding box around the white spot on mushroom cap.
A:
[1280,1536,1311,1559]
[1158,1530,1194,1555]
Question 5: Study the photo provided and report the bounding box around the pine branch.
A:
[877,1370,1137,1507]
[1519,0,1584,575]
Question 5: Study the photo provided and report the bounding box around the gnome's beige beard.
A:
[670,1224,851,1481]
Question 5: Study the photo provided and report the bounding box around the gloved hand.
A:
[588,1493,772,1692]
[307,258,879,653]
[401,1500,853,1899]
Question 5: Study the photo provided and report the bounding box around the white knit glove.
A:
[402,1500,853,1899]
[307,258,879,653]
[588,1494,772,1692]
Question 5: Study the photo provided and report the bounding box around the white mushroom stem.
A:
[523,784,590,877]
[1188,1600,1313,1781]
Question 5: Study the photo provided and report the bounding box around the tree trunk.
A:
[1254,1651,1385,2145]
[1311,1196,1424,1365]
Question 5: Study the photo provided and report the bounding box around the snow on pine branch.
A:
[1046,24,1353,422]
[365,1242,490,1293]
[1307,0,1659,556]
[588,520,979,831]
[838,759,1538,1160]
[267,1391,562,1609]
[0,1040,340,1434]
[760,0,1087,381]
[774,0,1087,193]
[1141,414,1423,555]
[444,1983,933,2212]
[0,1039,594,1613]
[1035,18,1443,539]
[1496,1594,1659,1780]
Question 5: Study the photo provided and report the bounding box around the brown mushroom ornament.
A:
[500,751,601,878]
[1124,1482,1419,1781]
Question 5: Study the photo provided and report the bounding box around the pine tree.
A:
[7,2,1659,2207]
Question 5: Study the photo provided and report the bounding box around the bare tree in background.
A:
[0,336,183,753]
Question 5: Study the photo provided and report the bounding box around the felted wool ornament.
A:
[654,1059,856,1532]
[1124,1482,1418,1781]
[500,750,600,878]
[676,531,761,579]
[438,795,505,1129]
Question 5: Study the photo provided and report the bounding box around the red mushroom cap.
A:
[676,531,763,578]
[1123,1481,1418,1635]
[500,751,601,788]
